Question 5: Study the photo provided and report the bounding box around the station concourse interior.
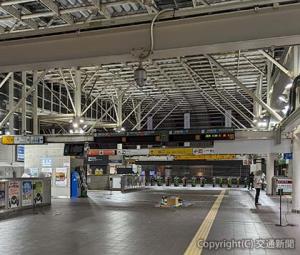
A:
[1,0,300,254]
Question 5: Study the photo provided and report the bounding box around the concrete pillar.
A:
[21,72,27,134]
[9,74,14,134]
[266,153,276,195]
[292,127,300,212]
[32,71,39,135]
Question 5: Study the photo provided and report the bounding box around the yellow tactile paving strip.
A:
[184,190,226,255]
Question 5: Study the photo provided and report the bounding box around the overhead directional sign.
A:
[175,154,236,160]
[1,135,44,145]
[149,148,193,156]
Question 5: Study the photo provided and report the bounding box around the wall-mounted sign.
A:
[1,135,14,145]
[22,181,33,206]
[1,135,44,145]
[41,158,52,167]
[283,153,293,160]
[16,145,25,162]
[55,168,67,187]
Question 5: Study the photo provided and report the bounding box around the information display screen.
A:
[64,144,85,156]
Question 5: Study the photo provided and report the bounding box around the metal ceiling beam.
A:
[1,3,300,71]
[0,0,293,39]
[259,50,293,79]
[0,70,47,129]
[90,0,111,19]
[40,0,74,25]
[0,72,12,89]
[0,5,38,30]
[206,54,283,122]
[154,99,184,130]
[183,61,254,126]
[182,62,248,129]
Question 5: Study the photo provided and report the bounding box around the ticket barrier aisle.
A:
[0,178,51,212]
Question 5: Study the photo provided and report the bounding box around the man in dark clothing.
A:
[248,172,254,190]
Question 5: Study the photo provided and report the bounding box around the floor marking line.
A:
[184,190,226,255]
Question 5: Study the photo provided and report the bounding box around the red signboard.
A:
[88,149,116,156]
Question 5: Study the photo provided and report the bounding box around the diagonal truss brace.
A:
[0,70,47,129]
[205,54,283,122]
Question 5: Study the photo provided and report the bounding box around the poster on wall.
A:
[55,168,67,187]
[0,182,6,209]
[33,181,43,204]
[22,181,33,206]
[8,181,20,208]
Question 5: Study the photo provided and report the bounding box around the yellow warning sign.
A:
[1,135,15,145]
[175,154,236,160]
[149,148,193,156]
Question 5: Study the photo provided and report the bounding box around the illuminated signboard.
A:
[1,135,44,145]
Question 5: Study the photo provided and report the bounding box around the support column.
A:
[266,153,276,195]
[74,68,82,117]
[9,74,14,134]
[32,71,38,135]
[136,102,142,131]
[184,112,191,129]
[21,72,27,134]
[147,116,153,130]
[292,127,300,212]
[224,110,232,128]
[116,90,123,128]
[254,74,263,119]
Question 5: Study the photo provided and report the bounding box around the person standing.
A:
[254,170,263,206]
[248,172,254,190]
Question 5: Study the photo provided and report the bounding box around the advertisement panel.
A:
[0,182,5,209]
[175,154,236,160]
[33,180,43,204]
[8,181,20,208]
[149,148,193,156]
[22,181,33,206]
[55,168,67,187]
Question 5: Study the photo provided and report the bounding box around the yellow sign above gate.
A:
[149,148,193,156]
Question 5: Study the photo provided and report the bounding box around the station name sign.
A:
[1,135,44,145]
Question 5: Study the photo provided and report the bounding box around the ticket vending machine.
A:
[71,171,81,198]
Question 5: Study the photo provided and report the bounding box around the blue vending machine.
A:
[71,171,81,198]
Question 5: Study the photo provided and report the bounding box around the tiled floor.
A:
[0,187,299,255]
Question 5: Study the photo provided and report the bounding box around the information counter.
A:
[0,177,51,212]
